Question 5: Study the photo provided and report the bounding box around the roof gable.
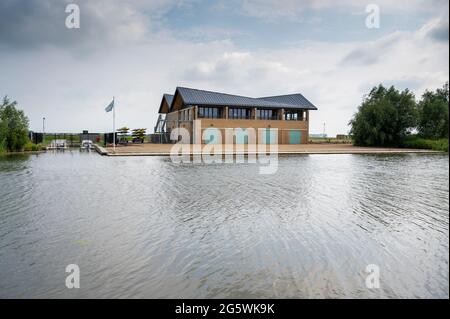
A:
[158,94,174,113]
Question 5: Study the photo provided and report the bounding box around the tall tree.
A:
[417,83,449,139]
[0,96,29,152]
[349,85,417,146]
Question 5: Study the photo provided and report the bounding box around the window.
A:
[198,107,221,118]
[257,109,278,120]
[284,110,304,121]
[228,108,251,119]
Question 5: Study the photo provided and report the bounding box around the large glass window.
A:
[284,110,304,121]
[257,109,278,120]
[198,107,221,118]
[228,108,251,119]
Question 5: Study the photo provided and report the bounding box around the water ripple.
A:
[0,152,448,298]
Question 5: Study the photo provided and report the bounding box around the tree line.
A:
[349,83,449,149]
[1,84,448,153]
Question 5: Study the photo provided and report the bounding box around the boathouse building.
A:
[155,87,317,144]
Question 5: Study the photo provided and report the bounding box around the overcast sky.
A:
[0,0,448,136]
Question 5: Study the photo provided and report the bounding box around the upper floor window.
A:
[198,107,221,119]
[257,109,278,120]
[229,108,251,119]
[284,110,304,121]
[181,110,188,121]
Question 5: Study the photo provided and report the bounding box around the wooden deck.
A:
[95,143,442,156]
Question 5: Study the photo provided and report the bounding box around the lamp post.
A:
[43,117,45,143]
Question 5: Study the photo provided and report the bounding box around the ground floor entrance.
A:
[289,130,302,144]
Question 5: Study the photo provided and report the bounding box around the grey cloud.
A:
[0,0,160,52]
[340,32,403,66]
[426,19,449,42]
[340,39,397,66]
[0,0,67,49]
[340,48,380,66]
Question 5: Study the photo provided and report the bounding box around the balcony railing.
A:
[170,106,308,121]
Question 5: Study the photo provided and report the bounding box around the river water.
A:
[0,151,448,298]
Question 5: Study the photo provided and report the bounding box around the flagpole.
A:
[113,96,116,153]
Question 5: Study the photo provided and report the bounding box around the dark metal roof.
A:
[158,94,174,113]
[259,93,317,110]
[172,87,317,110]
[163,94,174,106]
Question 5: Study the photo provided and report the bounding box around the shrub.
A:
[403,136,449,152]
[0,140,6,155]
[23,142,44,152]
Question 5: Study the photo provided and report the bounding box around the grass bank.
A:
[23,142,45,152]
[309,137,352,144]
[403,136,449,152]
[0,142,45,155]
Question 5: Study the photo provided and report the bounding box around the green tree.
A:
[117,127,130,135]
[117,126,129,143]
[0,96,29,152]
[349,85,417,146]
[417,83,449,139]
[132,128,146,143]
